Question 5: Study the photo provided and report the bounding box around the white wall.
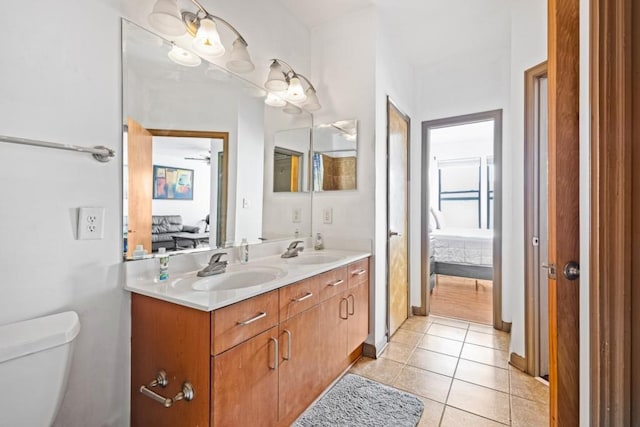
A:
[507,0,547,358]
[0,0,310,425]
[310,6,379,345]
[412,46,511,310]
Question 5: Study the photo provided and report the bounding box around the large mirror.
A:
[312,120,358,191]
[122,20,312,260]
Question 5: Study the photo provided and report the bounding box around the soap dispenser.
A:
[314,232,324,250]
[132,244,147,260]
[239,238,249,264]
[157,247,169,281]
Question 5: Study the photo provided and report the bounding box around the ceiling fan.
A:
[184,151,211,164]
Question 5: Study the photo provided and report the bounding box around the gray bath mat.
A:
[293,373,424,427]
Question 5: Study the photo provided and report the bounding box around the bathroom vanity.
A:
[128,252,370,427]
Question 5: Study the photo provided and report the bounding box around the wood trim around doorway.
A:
[419,110,504,329]
[589,0,633,424]
[523,61,548,376]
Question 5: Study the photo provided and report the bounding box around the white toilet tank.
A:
[0,311,80,427]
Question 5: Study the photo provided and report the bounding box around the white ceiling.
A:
[276,0,512,68]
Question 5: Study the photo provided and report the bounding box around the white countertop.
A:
[124,249,371,312]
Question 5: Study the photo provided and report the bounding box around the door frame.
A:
[141,128,229,248]
[386,96,411,337]
[589,0,635,423]
[419,109,505,329]
[523,61,548,377]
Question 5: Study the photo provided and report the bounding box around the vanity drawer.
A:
[279,277,320,321]
[317,266,348,302]
[347,259,369,288]
[211,290,279,355]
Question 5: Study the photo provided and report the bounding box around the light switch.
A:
[323,208,333,224]
[292,208,302,223]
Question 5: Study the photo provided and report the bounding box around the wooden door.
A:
[127,118,153,257]
[548,0,580,423]
[278,306,323,425]
[130,295,210,427]
[212,327,279,427]
[387,99,410,336]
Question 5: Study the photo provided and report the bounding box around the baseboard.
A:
[499,321,512,333]
[509,352,526,371]
[362,337,388,359]
[412,305,427,316]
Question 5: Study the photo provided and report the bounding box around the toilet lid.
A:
[0,311,80,364]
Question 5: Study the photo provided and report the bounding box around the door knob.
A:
[563,261,580,280]
[389,231,402,238]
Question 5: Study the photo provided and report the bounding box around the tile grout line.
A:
[437,323,470,426]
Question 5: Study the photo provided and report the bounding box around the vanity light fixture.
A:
[264,59,322,111]
[148,0,255,73]
[264,92,287,108]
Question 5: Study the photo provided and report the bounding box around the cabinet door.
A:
[212,327,279,427]
[316,291,350,389]
[278,305,324,425]
[131,295,210,427]
[347,279,369,354]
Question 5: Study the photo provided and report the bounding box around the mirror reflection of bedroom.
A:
[427,118,496,325]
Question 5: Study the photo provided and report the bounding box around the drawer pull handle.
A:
[139,370,195,408]
[339,298,349,320]
[292,292,313,302]
[328,279,344,287]
[347,294,355,316]
[237,311,267,326]
[269,337,279,370]
[352,269,367,276]
[283,329,292,360]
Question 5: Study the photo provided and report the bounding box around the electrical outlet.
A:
[242,198,250,208]
[77,207,105,240]
[292,208,302,223]
[323,208,333,224]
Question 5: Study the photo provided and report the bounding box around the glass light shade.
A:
[264,61,288,91]
[168,44,202,67]
[148,0,186,36]
[193,18,225,57]
[226,39,255,73]
[283,103,302,115]
[303,87,321,111]
[285,76,307,102]
[265,93,287,107]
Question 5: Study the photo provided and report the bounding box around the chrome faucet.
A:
[197,252,228,277]
[281,240,304,258]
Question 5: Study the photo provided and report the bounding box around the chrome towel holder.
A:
[0,134,116,163]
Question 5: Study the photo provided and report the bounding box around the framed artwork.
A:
[153,165,194,200]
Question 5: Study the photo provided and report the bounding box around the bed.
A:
[431,227,493,281]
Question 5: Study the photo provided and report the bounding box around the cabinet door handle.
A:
[237,311,266,326]
[347,294,355,316]
[352,269,366,276]
[328,279,344,287]
[339,298,349,320]
[138,370,195,408]
[269,337,279,370]
[291,292,313,302]
[283,329,292,361]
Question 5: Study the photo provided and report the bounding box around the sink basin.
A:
[285,254,344,265]
[185,267,285,291]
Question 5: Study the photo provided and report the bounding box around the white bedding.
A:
[431,228,493,266]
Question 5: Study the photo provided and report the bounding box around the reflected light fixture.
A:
[282,103,302,115]
[168,43,202,67]
[265,92,287,107]
[148,0,255,73]
[264,59,321,111]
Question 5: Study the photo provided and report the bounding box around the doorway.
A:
[421,110,503,328]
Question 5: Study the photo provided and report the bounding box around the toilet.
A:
[0,311,80,426]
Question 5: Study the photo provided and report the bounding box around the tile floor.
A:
[349,315,550,426]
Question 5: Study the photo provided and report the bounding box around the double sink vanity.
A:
[126,247,371,426]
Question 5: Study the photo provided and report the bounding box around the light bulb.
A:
[193,18,225,57]
[303,87,321,111]
[286,76,307,102]
[264,61,288,91]
[265,93,287,107]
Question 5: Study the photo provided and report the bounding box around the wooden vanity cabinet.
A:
[130,257,370,427]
